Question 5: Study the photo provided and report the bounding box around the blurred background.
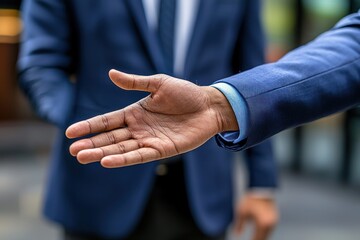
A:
[1,0,360,239]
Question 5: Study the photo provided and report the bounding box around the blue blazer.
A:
[18,0,277,237]
[217,12,360,151]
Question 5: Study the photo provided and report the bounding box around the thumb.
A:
[108,69,160,93]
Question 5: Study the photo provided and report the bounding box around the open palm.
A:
[66,70,235,168]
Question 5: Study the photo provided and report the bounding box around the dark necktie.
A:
[158,0,177,73]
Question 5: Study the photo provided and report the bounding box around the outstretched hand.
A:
[66,70,237,168]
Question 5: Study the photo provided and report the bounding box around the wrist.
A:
[203,86,238,133]
[246,188,276,199]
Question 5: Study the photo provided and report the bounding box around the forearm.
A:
[216,12,360,149]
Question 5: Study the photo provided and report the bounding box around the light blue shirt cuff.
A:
[211,82,249,144]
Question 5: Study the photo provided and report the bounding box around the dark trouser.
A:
[64,160,225,240]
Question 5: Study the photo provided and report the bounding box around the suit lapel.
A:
[183,0,216,78]
[125,0,167,73]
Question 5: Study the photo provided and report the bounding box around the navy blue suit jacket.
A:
[217,12,360,151]
[18,0,277,237]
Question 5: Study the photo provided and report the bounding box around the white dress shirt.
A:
[142,0,199,75]
[142,0,274,197]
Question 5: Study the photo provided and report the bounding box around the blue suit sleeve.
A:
[18,0,75,128]
[216,11,360,151]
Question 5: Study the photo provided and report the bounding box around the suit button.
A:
[156,164,168,176]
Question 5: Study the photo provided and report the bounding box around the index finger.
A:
[65,109,126,139]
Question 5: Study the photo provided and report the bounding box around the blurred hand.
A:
[66,69,238,168]
[234,194,278,240]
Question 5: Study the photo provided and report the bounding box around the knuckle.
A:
[88,138,95,148]
[116,143,126,153]
[155,73,166,79]
[99,147,106,158]
[100,115,110,131]
[122,156,128,166]
[154,74,170,83]
[136,150,145,164]
[130,74,136,88]
[86,120,93,133]
[106,131,117,144]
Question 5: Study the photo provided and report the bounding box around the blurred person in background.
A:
[18,0,278,239]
